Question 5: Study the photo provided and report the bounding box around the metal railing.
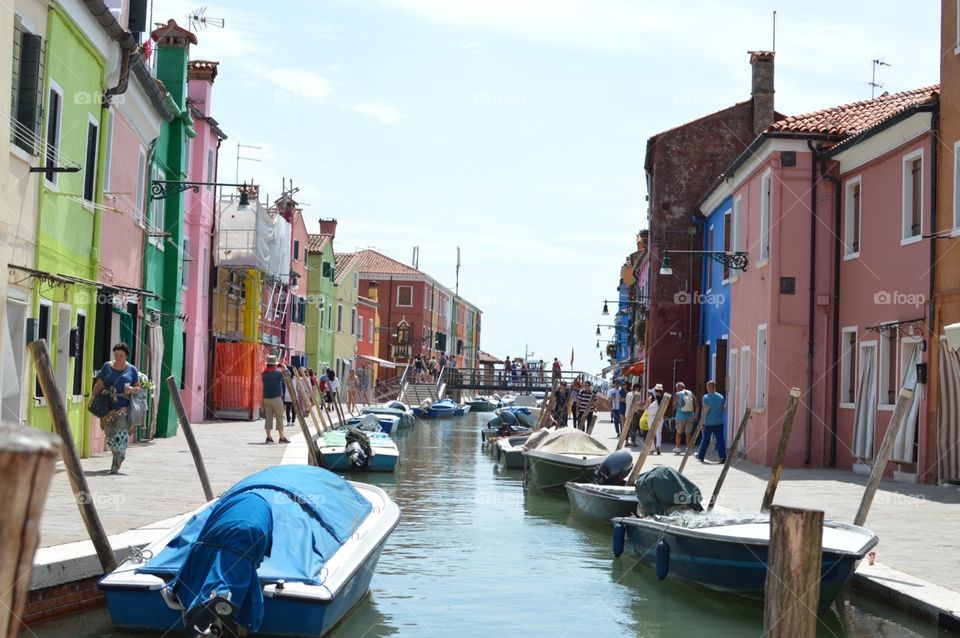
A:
[445,368,591,392]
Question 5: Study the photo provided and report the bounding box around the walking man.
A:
[551,357,562,391]
[697,380,726,463]
[576,380,595,430]
[608,380,622,435]
[261,355,289,444]
[672,382,699,454]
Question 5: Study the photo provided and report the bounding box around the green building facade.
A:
[305,234,336,371]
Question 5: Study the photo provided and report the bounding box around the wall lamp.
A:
[601,299,650,315]
[596,324,616,336]
[152,180,254,211]
[659,250,748,276]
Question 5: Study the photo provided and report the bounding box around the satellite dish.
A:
[187,6,225,31]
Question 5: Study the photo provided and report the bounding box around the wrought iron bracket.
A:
[151,180,251,200]
[666,250,749,272]
[865,317,926,338]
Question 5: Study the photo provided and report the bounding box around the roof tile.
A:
[354,249,424,276]
[333,252,359,284]
[307,234,333,252]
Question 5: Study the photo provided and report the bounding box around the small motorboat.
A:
[413,398,458,418]
[611,466,879,608]
[465,396,498,412]
[454,403,472,416]
[363,404,415,429]
[346,412,399,435]
[499,394,517,407]
[318,428,399,472]
[481,409,535,442]
[565,450,639,522]
[98,465,400,637]
[495,434,530,469]
[523,429,608,491]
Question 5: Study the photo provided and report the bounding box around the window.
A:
[71,313,85,397]
[206,149,214,190]
[756,325,767,409]
[902,151,923,243]
[293,240,300,260]
[840,327,857,406]
[35,302,51,398]
[879,327,897,407]
[135,149,146,225]
[82,118,99,202]
[149,166,165,246]
[322,261,331,278]
[44,82,63,185]
[397,285,413,307]
[723,211,732,281]
[182,237,190,289]
[368,318,374,343]
[760,170,772,262]
[350,308,356,335]
[705,225,713,291]
[336,304,343,333]
[844,178,861,257]
[357,314,363,341]
[11,16,44,154]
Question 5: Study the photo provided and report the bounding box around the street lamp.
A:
[602,299,650,316]
[659,250,748,276]
[596,324,615,336]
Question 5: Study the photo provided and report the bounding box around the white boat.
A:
[495,434,530,469]
[523,429,608,490]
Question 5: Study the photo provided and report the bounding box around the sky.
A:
[155,0,939,375]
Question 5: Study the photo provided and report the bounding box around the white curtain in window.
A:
[146,323,164,439]
[852,353,876,460]
[938,346,960,482]
[891,346,921,463]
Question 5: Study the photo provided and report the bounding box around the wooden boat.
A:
[523,429,608,490]
[495,434,530,469]
[612,511,878,608]
[454,404,472,416]
[99,465,400,637]
[466,397,498,412]
[317,430,399,472]
[413,398,458,418]
[566,483,638,522]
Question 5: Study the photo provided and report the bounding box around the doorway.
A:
[56,305,71,396]
[2,299,27,425]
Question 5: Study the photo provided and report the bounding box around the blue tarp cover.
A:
[139,465,372,585]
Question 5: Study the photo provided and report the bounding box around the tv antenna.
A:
[187,6,225,32]
[870,58,891,99]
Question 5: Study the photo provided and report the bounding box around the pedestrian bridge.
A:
[444,368,592,393]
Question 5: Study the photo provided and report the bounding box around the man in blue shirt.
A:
[697,380,726,463]
[261,355,289,444]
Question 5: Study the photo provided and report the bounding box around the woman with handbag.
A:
[90,343,141,474]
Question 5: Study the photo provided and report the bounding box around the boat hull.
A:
[615,517,876,608]
[319,447,398,472]
[466,400,497,412]
[346,416,396,435]
[565,483,637,522]
[524,451,604,490]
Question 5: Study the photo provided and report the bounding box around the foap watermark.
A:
[75,491,126,509]
[473,489,523,507]
[873,492,926,508]
[673,490,702,508]
[673,291,725,306]
[873,291,925,308]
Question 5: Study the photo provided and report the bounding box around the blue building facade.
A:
[614,282,632,364]
[699,196,733,428]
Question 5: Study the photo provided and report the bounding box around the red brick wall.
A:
[20,576,104,627]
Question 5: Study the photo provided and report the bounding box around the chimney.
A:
[367,282,379,303]
[318,218,338,237]
[749,50,775,137]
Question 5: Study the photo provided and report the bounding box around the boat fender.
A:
[656,540,670,580]
[612,522,626,557]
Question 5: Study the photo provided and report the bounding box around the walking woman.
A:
[346,369,359,414]
[91,343,142,474]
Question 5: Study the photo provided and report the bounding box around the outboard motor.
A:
[594,450,634,485]
[184,594,240,637]
[344,428,373,469]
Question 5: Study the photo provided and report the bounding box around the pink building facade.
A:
[181,60,226,421]
[286,207,309,362]
[91,56,172,452]
[699,87,937,479]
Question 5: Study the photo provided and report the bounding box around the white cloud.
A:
[352,102,405,124]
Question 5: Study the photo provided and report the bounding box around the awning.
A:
[357,354,397,369]
[623,361,645,376]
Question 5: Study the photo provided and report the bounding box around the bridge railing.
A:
[445,368,592,392]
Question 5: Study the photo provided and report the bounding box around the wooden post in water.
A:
[626,393,672,485]
[707,407,751,511]
[679,405,709,474]
[284,374,321,466]
[762,505,823,638]
[293,368,324,437]
[27,340,117,573]
[760,387,802,512]
[536,392,555,430]
[853,387,914,527]
[0,426,60,638]
[165,376,214,502]
[616,398,641,450]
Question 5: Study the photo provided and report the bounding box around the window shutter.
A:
[11,18,22,134]
[16,32,44,154]
[716,339,728,394]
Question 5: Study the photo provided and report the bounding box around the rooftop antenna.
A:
[187,6,225,31]
[870,58,891,99]
[772,10,776,53]
[455,246,461,297]
[412,246,419,270]
[235,141,261,184]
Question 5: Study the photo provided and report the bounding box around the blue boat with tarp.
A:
[98,465,400,637]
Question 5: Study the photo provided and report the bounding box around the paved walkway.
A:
[587,416,960,593]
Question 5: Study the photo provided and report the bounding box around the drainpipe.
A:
[927,108,939,481]
[805,140,818,465]
[82,0,138,105]
[820,155,842,468]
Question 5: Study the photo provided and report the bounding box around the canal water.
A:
[33,411,944,637]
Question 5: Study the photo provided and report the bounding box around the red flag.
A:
[570,347,574,367]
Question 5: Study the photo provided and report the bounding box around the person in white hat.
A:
[640,384,665,454]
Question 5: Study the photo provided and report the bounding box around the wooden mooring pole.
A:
[760,387,802,512]
[853,387,914,527]
[626,393,672,485]
[678,405,709,474]
[284,374,322,466]
[615,398,641,450]
[28,340,117,574]
[762,505,823,638]
[166,376,214,502]
[0,426,60,638]
[707,407,751,511]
